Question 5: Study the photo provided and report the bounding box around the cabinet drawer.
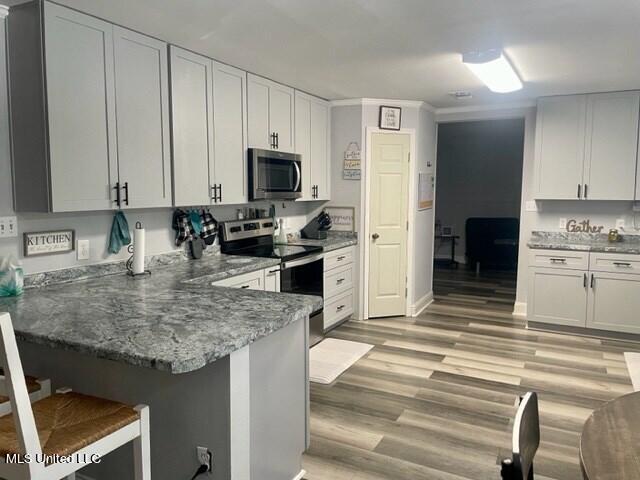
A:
[589,252,640,274]
[324,246,354,272]
[324,291,354,331]
[529,249,589,270]
[324,264,354,298]
[212,269,264,290]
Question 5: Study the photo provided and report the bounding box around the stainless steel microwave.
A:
[248,148,302,200]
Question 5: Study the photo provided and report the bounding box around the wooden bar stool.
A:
[0,373,51,416]
[0,312,151,480]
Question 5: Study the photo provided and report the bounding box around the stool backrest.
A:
[512,391,540,480]
[0,313,42,460]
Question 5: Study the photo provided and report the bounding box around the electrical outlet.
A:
[0,217,18,238]
[633,202,640,212]
[196,446,212,472]
[525,201,538,212]
[77,239,90,260]
[616,218,626,230]
[559,218,567,229]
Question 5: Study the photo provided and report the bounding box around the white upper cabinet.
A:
[583,91,640,200]
[169,47,214,207]
[534,95,586,200]
[113,27,171,209]
[7,1,171,212]
[295,91,330,201]
[534,92,640,201]
[212,62,248,205]
[247,74,295,151]
[43,2,118,212]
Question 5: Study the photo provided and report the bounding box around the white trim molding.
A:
[331,97,436,112]
[411,292,434,317]
[0,5,8,18]
[292,469,307,480]
[435,100,536,117]
[513,301,527,319]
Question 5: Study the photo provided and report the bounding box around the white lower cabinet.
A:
[587,272,640,334]
[264,267,281,293]
[528,250,640,334]
[212,267,281,292]
[324,247,355,331]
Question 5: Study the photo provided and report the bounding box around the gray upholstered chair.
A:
[501,392,540,480]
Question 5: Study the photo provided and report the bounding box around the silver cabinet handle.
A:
[268,269,280,274]
[614,262,632,268]
[241,285,250,289]
[337,278,345,285]
[590,274,595,289]
[372,233,380,240]
[337,256,346,261]
[584,184,588,199]
[336,305,345,312]
[550,258,567,264]
[577,184,582,199]
[583,273,587,288]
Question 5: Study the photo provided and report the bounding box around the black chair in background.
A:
[501,392,540,480]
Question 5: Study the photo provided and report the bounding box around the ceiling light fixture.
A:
[462,49,522,93]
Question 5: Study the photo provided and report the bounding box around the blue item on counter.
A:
[189,210,203,236]
[0,254,23,297]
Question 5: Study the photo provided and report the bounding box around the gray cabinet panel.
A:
[270,83,295,152]
[247,74,271,149]
[213,62,248,205]
[294,93,312,199]
[169,46,214,207]
[44,2,118,212]
[113,27,171,209]
[310,99,330,200]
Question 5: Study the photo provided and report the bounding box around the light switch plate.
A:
[0,217,18,238]
[525,201,538,212]
[559,218,567,229]
[77,239,90,260]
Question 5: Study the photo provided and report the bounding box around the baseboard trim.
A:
[513,302,527,318]
[292,469,307,480]
[411,292,434,317]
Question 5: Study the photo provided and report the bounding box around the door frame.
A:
[362,127,416,319]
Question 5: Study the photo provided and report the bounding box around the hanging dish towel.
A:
[189,210,203,236]
[200,210,218,245]
[108,211,131,254]
[173,209,195,246]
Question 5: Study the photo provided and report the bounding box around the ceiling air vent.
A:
[449,91,473,99]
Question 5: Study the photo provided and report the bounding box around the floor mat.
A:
[309,338,373,385]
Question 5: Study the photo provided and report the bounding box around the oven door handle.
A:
[293,161,302,193]
[281,253,324,270]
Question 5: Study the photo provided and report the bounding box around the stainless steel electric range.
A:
[219,218,324,346]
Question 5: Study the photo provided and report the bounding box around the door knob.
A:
[372,233,380,240]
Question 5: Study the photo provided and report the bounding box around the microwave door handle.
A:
[293,162,301,193]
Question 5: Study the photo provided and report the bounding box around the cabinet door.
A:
[294,92,313,199]
[584,91,640,201]
[212,62,248,205]
[264,267,281,292]
[169,47,214,207]
[534,95,586,200]
[270,83,295,152]
[587,272,640,334]
[113,27,171,209]
[247,74,272,149]
[527,267,588,327]
[310,99,330,200]
[44,3,118,212]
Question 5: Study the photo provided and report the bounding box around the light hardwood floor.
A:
[303,301,640,480]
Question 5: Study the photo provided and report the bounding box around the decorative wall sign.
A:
[379,106,402,130]
[343,142,361,180]
[565,219,604,233]
[24,230,75,257]
[326,206,356,232]
[418,172,434,210]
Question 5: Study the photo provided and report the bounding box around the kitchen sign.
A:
[343,142,361,180]
[565,219,604,233]
[24,230,75,257]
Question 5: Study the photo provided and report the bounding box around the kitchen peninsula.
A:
[0,252,321,480]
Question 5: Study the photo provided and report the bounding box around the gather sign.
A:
[565,219,604,233]
[23,230,75,257]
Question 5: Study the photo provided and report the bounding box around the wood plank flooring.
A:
[303,301,640,480]
[433,266,517,312]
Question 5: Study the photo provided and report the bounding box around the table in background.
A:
[435,234,460,268]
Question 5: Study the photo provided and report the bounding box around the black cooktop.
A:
[224,243,322,262]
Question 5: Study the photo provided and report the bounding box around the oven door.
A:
[249,149,302,200]
[281,254,324,346]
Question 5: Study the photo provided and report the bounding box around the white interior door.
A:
[368,132,410,318]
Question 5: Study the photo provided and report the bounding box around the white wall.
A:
[435,119,524,263]
[0,20,322,275]
[437,105,640,314]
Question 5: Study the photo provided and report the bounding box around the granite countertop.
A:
[277,232,358,252]
[528,231,640,254]
[0,254,322,374]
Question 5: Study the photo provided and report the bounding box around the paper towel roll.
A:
[133,223,146,275]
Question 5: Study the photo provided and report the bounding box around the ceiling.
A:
[6,0,640,108]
